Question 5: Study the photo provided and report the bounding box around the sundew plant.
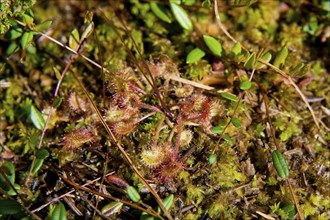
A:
[0,0,329,219]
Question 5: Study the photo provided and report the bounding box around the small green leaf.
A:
[140,212,155,220]
[289,63,304,75]
[33,20,52,32]
[6,42,20,55]
[0,161,15,192]
[157,194,175,214]
[53,97,63,108]
[273,47,288,69]
[0,200,23,215]
[231,118,241,128]
[208,154,217,165]
[21,32,34,49]
[84,11,94,24]
[290,63,310,78]
[81,22,94,40]
[239,79,252,90]
[255,51,272,69]
[281,204,296,219]
[150,2,172,23]
[36,149,50,159]
[69,28,80,50]
[162,194,174,211]
[170,3,193,30]
[51,203,67,220]
[101,202,123,217]
[183,0,196,5]
[272,150,289,178]
[186,48,205,64]
[5,27,23,40]
[31,159,44,175]
[7,183,20,196]
[126,186,141,202]
[21,13,34,27]
[220,92,239,102]
[53,67,62,80]
[211,126,223,134]
[230,42,241,57]
[1,161,15,178]
[30,105,46,130]
[244,52,256,69]
[203,35,222,57]
[223,135,234,143]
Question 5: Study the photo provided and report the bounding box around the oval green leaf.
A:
[273,47,288,68]
[186,48,205,64]
[140,212,155,220]
[157,194,175,214]
[150,2,171,23]
[244,52,256,69]
[239,79,252,90]
[5,27,23,40]
[21,13,34,27]
[6,42,20,55]
[53,97,63,108]
[31,159,44,175]
[170,3,193,31]
[0,200,23,215]
[211,125,224,134]
[163,194,174,211]
[81,22,94,41]
[33,20,52,32]
[203,35,222,57]
[220,92,239,102]
[255,51,272,69]
[30,105,45,130]
[7,183,20,196]
[231,42,241,56]
[53,66,62,80]
[21,31,34,49]
[272,150,289,178]
[281,203,296,219]
[183,0,196,5]
[36,149,50,159]
[223,135,234,143]
[208,154,217,165]
[69,28,80,50]
[126,186,141,202]
[290,63,310,78]
[51,203,67,220]
[0,161,15,191]
[231,118,241,128]
[101,202,123,217]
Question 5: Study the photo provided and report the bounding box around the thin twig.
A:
[212,92,245,153]
[59,172,162,218]
[31,172,114,213]
[259,60,320,129]
[213,0,237,43]
[286,179,304,220]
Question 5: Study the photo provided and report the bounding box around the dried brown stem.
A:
[286,179,304,220]
[58,171,161,218]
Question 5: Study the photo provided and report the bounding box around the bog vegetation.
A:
[0,0,329,219]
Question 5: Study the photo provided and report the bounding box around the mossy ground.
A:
[0,1,329,219]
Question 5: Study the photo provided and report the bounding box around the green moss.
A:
[186,184,204,206]
[1,1,329,219]
[209,163,245,188]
